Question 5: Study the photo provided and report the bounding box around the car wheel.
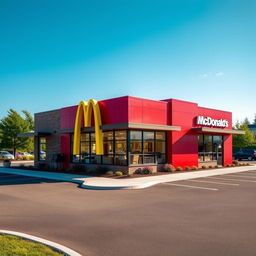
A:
[248,156,253,161]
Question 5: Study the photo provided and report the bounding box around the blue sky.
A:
[0,0,255,124]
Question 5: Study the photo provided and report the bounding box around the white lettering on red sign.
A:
[197,116,228,128]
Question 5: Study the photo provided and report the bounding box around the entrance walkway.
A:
[0,165,255,190]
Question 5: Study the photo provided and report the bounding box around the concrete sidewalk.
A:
[0,165,256,190]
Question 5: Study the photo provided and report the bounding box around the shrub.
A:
[127,174,131,177]
[246,163,250,166]
[231,164,235,167]
[185,166,191,171]
[106,171,114,176]
[134,168,142,174]
[176,166,183,171]
[161,164,175,172]
[142,167,153,174]
[226,164,232,167]
[115,171,123,176]
[208,165,213,169]
[201,165,207,169]
[191,166,198,170]
[232,160,239,166]
[214,165,219,168]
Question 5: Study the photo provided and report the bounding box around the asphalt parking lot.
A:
[1,169,256,256]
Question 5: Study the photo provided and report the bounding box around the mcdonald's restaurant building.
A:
[33,96,243,174]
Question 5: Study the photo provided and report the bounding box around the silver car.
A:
[0,151,15,160]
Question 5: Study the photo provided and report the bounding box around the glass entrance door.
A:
[213,136,223,165]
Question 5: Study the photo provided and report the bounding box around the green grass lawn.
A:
[0,235,64,256]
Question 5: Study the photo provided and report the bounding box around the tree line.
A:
[233,115,256,149]
[0,109,34,156]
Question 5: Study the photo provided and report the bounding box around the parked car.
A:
[233,149,256,161]
[20,152,33,157]
[0,151,15,160]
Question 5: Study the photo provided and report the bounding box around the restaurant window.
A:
[198,134,223,162]
[71,130,166,166]
[39,137,46,160]
[129,131,166,165]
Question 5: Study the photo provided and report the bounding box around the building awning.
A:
[60,122,181,133]
[191,127,245,135]
[18,131,52,137]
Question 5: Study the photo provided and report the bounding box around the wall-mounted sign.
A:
[197,116,228,128]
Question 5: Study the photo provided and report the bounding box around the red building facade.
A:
[35,96,241,174]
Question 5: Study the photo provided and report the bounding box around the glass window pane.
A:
[103,131,114,141]
[115,141,127,154]
[205,135,213,153]
[156,132,165,140]
[90,155,101,164]
[143,155,155,164]
[155,141,165,153]
[198,134,204,152]
[39,137,46,160]
[91,133,95,141]
[144,141,154,153]
[40,138,46,143]
[115,154,127,165]
[143,131,154,140]
[115,130,127,140]
[102,155,114,164]
[81,133,89,141]
[130,154,143,165]
[157,154,166,164]
[130,131,142,140]
[104,141,114,154]
[91,141,96,154]
[130,141,142,153]
[81,142,90,154]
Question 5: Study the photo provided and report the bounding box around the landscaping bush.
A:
[142,167,153,174]
[246,163,250,166]
[176,166,183,171]
[231,164,236,167]
[208,165,213,169]
[232,160,239,166]
[106,171,114,176]
[115,171,123,176]
[185,166,191,171]
[201,165,207,169]
[215,165,219,168]
[161,164,175,172]
[226,164,232,167]
[191,166,198,170]
[134,168,142,174]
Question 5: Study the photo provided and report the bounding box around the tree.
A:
[243,117,250,125]
[253,114,256,125]
[233,121,255,149]
[0,109,34,156]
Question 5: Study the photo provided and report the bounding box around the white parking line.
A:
[207,177,256,183]
[163,183,218,191]
[234,173,256,177]
[223,174,256,179]
[188,179,239,186]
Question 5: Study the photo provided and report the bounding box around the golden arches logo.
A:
[73,99,103,155]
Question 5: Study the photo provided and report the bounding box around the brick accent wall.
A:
[34,109,61,168]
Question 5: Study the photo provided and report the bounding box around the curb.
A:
[80,180,159,190]
[0,230,82,256]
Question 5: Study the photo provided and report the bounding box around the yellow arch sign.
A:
[73,99,103,155]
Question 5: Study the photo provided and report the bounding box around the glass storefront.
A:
[198,134,223,164]
[72,130,166,166]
